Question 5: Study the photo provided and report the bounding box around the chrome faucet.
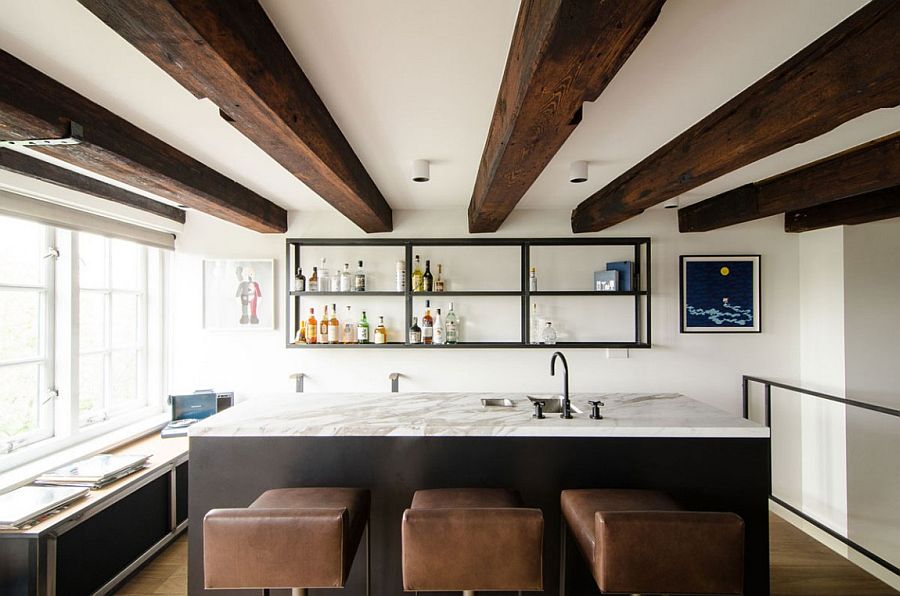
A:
[550,351,572,419]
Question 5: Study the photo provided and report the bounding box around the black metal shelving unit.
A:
[285,237,651,349]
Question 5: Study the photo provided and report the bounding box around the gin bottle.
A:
[354,260,366,292]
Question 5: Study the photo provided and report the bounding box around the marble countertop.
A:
[191,392,768,439]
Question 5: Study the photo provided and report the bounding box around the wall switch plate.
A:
[606,348,629,359]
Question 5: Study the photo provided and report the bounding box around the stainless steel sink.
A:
[526,395,583,415]
[481,398,516,408]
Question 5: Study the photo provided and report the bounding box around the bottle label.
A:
[410,330,421,343]
[446,322,458,342]
[375,331,386,344]
[340,276,350,292]
[434,327,444,344]
[309,281,318,292]
[423,327,433,339]
[396,271,406,291]
[358,326,369,342]
[328,326,338,343]
[355,275,366,291]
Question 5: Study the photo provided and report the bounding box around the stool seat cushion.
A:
[204,487,369,590]
[410,487,521,509]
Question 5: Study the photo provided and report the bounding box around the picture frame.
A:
[202,259,275,331]
[680,255,760,333]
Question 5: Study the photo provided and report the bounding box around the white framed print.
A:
[203,259,275,330]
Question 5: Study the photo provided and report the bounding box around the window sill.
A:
[0,412,170,492]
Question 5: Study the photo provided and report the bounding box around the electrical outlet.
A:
[606,348,629,359]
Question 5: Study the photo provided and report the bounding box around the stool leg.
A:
[559,516,567,596]
[462,591,476,596]
[291,589,307,596]
[366,522,372,596]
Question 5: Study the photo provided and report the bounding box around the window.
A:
[0,213,169,468]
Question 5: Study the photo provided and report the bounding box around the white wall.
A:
[171,207,799,417]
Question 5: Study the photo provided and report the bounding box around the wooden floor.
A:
[116,513,898,595]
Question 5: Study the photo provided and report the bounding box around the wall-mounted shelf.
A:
[285,237,651,349]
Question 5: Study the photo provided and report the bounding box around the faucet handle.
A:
[588,400,605,420]
[532,400,546,420]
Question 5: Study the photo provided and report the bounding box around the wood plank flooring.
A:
[115,514,898,595]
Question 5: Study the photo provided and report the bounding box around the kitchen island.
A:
[188,393,770,595]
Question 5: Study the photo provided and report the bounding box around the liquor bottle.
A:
[308,266,319,292]
[409,316,422,344]
[412,255,424,292]
[294,320,306,344]
[355,260,366,292]
[342,305,355,343]
[319,258,330,292]
[396,260,406,292]
[320,304,329,341]
[340,263,351,292]
[293,267,306,292]
[374,316,387,344]
[433,308,444,345]
[307,308,318,344]
[357,310,370,344]
[433,264,445,292]
[445,302,459,344]
[541,321,557,345]
[529,267,538,292]
[422,300,433,344]
[423,260,433,292]
[328,304,339,343]
[530,303,541,345]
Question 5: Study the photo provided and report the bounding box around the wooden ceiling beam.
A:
[571,0,900,233]
[467,0,665,233]
[785,186,900,233]
[678,132,900,232]
[0,149,186,224]
[79,0,393,233]
[0,50,286,233]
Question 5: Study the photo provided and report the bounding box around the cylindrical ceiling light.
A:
[569,160,588,183]
[412,159,430,183]
[663,197,680,209]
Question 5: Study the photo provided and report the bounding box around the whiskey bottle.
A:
[412,255,424,292]
[320,304,329,341]
[422,300,434,344]
[529,267,538,292]
[409,316,422,344]
[355,260,366,292]
[423,260,433,292]
[293,267,306,292]
[328,304,339,343]
[340,263,351,292]
[342,305,355,344]
[319,258,330,292]
[357,310,370,344]
[445,302,459,344]
[307,308,318,344]
[433,308,444,345]
[308,266,319,292]
[433,264,445,292]
[374,316,387,344]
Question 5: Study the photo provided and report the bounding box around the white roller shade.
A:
[0,188,175,250]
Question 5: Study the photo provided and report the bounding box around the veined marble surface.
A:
[191,392,768,438]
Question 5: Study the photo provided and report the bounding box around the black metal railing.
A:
[742,375,900,577]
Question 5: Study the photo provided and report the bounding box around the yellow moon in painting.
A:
[720,266,730,276]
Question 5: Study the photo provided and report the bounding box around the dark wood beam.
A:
[0,149,186,224]
[0,50,285,233]
[78,0,392,233]
[678,132,900,232]
[785,186,900,232]
[467,0,665,233]
[572,0,900,232]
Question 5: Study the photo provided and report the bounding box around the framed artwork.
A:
[203,259,274,330]
[680,255,760,333]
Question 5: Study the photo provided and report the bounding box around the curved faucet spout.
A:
[550,352,572,419]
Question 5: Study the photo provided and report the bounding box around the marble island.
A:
[192,391,768,438]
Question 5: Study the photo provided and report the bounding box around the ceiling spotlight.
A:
[569,160,588,183]
[412,159,430,183]
[663,197,680,209]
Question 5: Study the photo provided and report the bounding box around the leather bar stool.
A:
[402,488,544,595]
[560,489,744,595]
[204,487,371,596]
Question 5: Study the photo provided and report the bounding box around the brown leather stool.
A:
[204,487,371,596]
[560,489,744,595]
[402,488,544,595]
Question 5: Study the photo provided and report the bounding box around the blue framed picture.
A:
[680,255,760,333]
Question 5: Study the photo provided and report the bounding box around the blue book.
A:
[606,261,634,292]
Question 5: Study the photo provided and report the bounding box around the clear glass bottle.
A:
[354,260,366,292]
[357,310,370,344]
[445,302,459,344]
[320,304,329,341]
[342,305,355,344]
[293,267,306,292]
[319,258,329,292]
[412,255,424,292]
[306,308,317,344]
[409,316,422,344]
[374,316,387,344]
[423,260,433,292]
[530,303,541,345]
[433,308,444,345]
[308,266,319,292]
[434,264,445,292]
[541,321,557,345]
[529,267,537,292]
[339,263,351,292]
[328,304,339,343]
[421,300,433,344]
[396,260,406,292]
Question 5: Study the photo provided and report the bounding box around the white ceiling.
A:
[0,0,896,224]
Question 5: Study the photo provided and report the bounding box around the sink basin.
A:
[481,398,515,408]
[526,395,583,415]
